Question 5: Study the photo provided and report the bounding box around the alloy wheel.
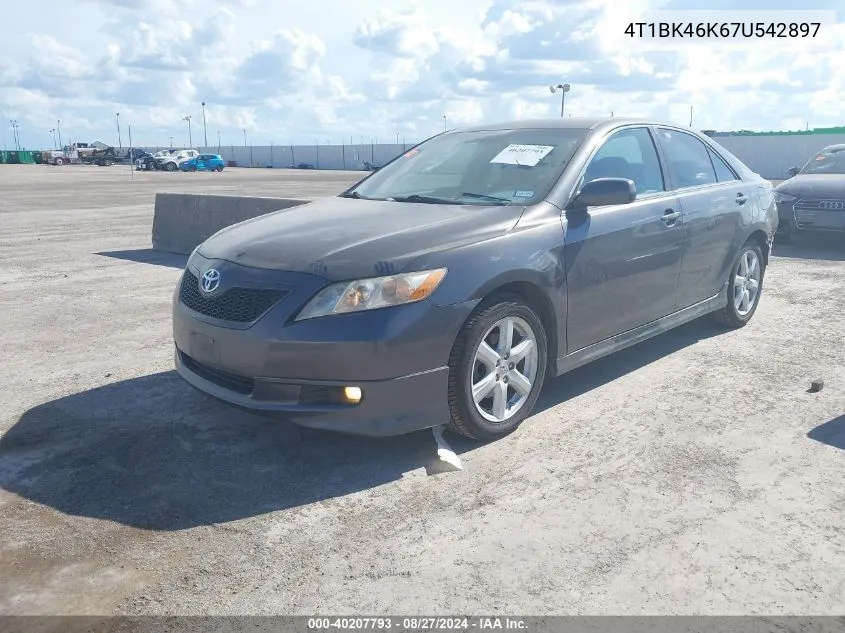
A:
[470,316,539,423]
[733,249,761,316]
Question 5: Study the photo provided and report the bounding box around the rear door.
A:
[563,126,684,352]
[653,127,747,308]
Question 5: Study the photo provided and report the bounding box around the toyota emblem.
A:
[819,200,845,210]
[200,268,221,293]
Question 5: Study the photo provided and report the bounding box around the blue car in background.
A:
[180,154,226,172]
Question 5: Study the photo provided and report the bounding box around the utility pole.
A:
[10,120,19,150]
[217,130,221,153]
[201,102,208,148]
[57,119,62,149]
[689,105,693,128]
[443,115,447,131]
[184,115,192,148]
[116,112,122,149]
[549,83,571,117]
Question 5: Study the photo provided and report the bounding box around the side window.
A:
[584,128,665,195]
[708,148,738,182]
[657,128,717,189]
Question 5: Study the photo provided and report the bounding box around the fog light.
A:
[343,386,363,403]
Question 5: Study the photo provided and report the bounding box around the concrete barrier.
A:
[152,193,310,254]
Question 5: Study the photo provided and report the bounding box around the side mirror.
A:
[569,177,637,209]
[787,166,800,178]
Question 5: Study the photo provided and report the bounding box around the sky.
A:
[1,0,843,150]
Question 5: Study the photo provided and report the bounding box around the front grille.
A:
[180,270,287,323]
[180,351,254,395]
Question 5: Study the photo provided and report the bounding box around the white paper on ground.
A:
[431,425,463,471]
[489,144,554,167]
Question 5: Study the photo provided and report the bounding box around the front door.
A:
[563,126,685,352]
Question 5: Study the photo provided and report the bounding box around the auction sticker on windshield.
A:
[490,144,554,167]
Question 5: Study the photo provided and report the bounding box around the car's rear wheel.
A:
[216,166,224,172]
[189,165,197,172]
[166,162,177,172]
[447,296,547,440]
[712,239,765,328]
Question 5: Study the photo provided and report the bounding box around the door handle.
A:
[736,193,747,205]
[662,209,681,225]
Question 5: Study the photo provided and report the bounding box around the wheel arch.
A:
[747,228,770,268]
[457,278,559,373]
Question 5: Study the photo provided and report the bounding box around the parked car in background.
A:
[180,154,225,172]
[775,144,845,241]
[157,149,199,172]
[173,117,777,441]
[135,151,157,170]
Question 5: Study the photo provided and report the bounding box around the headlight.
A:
[773,191,797,204]
[295,268,448,321]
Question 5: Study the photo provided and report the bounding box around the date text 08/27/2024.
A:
[624,22,820,38]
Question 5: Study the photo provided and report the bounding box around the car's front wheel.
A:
[166,162,177,171]
[712,239,766,328]
[447,296,548,440]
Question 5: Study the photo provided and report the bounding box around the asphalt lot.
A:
[1,164,844,615]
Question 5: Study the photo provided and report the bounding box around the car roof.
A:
[454,117,671,134]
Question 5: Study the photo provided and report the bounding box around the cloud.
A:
[2,0,845,149]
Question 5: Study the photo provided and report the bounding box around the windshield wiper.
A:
[459,192,511,204]
[339,191,364,199]
[389,194,466,205]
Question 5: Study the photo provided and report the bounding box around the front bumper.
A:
[172,261,478,436]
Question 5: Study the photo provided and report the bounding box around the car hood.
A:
[776,174,845,199]
[197,197,522,280]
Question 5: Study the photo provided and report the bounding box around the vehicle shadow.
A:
[0,372,455,531]
[0,318,729,532]
[807,415,845,451]
[772,234,845,262]
[95,249,188,269]
[535,316,726,414]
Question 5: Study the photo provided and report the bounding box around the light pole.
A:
[201,102,208,148]
[217,130,221,153]
[443,115,447,132]
[56,119,62,149]
[549,83,571,117]
[115,112,122,149]
[169,137,174,149]
[183,115,192,148]
[50,128,56,148]
[10,120,19,150]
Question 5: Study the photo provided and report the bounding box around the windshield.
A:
[800,148,845,175]
[347,128,587,206]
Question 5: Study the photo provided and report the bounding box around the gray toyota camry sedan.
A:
[173,118,777,440]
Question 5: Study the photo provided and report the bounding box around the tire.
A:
[216,166,224,172]
[165,162,176,172]
[447,296,548,441]
[189,165,197,172]
[711,239,766,329]
[54,157,64,166]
